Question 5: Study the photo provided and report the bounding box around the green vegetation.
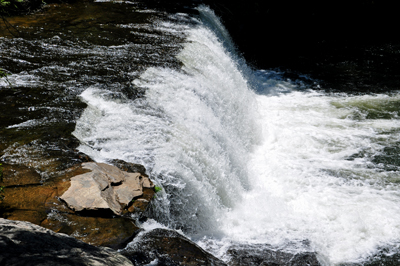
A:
[0,0,10,8]
[1,0,44,16]
[153,186,162,199]
[0,68,11,86]
[1,0,14,13]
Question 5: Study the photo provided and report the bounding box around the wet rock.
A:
[339,248,400,266]
[0,162,154,249]
[41,213,139,250]
[60,162,154,215]
[0,163,42,187]
[110,159,147,177]
[120,228,227,266]
[227,244,321,266]
[0,183,57,225]
[0,218,134,266]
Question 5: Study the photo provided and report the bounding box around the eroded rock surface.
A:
[60,162,154,215]
[0,218,134,266]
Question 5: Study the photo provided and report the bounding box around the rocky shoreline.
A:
[2,161,399,265]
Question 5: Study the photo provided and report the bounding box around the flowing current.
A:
[72,6,400,265]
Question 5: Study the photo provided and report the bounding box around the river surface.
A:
[1,1,400,265]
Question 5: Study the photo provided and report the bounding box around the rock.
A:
[0,218,134,266]
[60,162,154,215]
[338,248,400,266]
[0,163,42,187]
[41,212,140,250]
[120,228,227,266]
[110,159,147,177]
[0,161,154,249]
[227,244,321,266]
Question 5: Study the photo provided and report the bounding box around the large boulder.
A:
[0,218,134,266]
[60,162,154,215]
[120,228,227,266]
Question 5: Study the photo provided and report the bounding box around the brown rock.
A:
[41,213,140,249]
[0,163,42,187]
[0,161,155,249]
[0,185,56,225]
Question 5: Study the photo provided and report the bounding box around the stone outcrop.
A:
[120,228,227,266]
[0,161,156,249]
[60,162,154,216]
[0,218,134,266]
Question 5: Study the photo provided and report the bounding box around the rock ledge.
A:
[0,218,134,266]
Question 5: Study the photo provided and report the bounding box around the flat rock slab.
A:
[0,218,133,266]
[60,162,154,215]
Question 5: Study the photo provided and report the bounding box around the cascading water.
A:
[72,5,400,265]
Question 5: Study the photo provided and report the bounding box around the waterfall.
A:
[73,5,400,265]
[73,6,260,234]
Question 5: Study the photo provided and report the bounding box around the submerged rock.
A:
[60,162,154,215]
[339,248,400,266]
[227,244,321,266]
[120,228,227,266]
[0,218,134,266]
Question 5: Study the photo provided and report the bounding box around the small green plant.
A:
[0,68,11,86]
[0,0,10,7]
[153,186,162,199]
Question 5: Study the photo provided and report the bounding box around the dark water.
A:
[2,0,398,180]
[0,0,186,180]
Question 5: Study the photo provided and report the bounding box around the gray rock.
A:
[60,162,154,215]
[227,244,321,266]
[0,218,133,266]
[120,228,227,266]
[109,159,147,177]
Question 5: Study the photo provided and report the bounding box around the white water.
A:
[72,6,400,265]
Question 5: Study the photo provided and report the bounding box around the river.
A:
[1,2,400,265]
